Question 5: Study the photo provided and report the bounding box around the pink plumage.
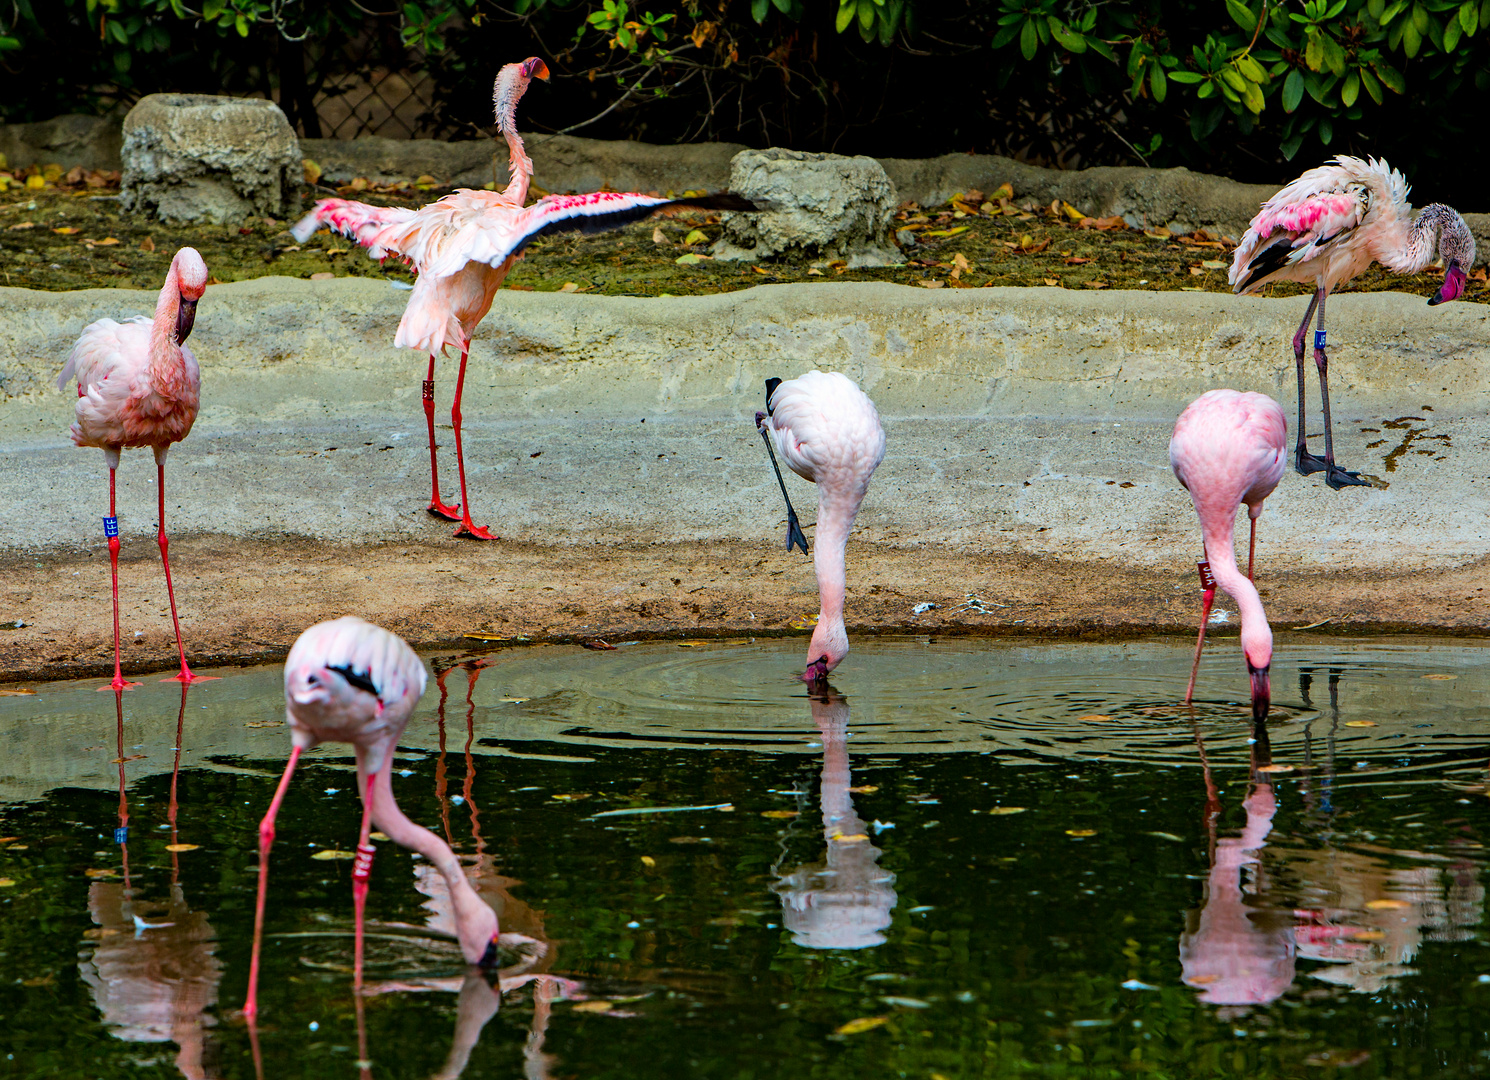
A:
[58,247,211,691]
[244,617,499,1022]
[757,371,886,681]
[291,56,755,541]
[1229,156,1475,490]
[1169,389,1286,720]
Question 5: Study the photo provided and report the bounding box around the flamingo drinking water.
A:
[293,57,754,539]
[756,371,886,682]
[243,617,499,1020]
[1229,156,1476,490]
[57,247,212,691]
[1169,389,1287,722]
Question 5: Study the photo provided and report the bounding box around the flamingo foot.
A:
[784,508,809,556]
[427,498,461,521]
[163,669,220,685]
[453,520,498,541]
[98,678,142,693]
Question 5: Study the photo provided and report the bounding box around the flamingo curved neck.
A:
[808,488,859,662]
[500,127,533,205]
[1200,517,1271,666]
[1382,203,1467,275]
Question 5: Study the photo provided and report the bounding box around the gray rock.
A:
[713,148,902,266]
[120,95,301,224]
[0,114,122,172]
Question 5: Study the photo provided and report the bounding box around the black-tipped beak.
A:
[176,298,197,344]
[524,57,551,81]
[1248,662,1271,724]
[803,655,831,684]
[1428,260,1466,306]
[764,377,782,414]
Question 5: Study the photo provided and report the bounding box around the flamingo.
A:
[1169,389,1287,722]
[1229,156,1477,490]
[755,371,886,681]
[57,247,212,691]
[243,617,499,1021]
[293,56,754,539]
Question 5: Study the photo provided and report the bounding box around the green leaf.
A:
[1242,78,1265,111]
[1460,0,1479,31]
[1402,17,1421,52]
[1305,33,1324,68]
[1413,1,1431,29]
[1220,67,1247,90]
[1375,60,1407,90]
[203,0,225,17]
[990,22,1020,46]
[1086,36,1116,61]
[1379,0,1407,20]
[1225,0,1259,32]
[1319,116,1334,143]
[751,0,768,21]
[772,0,792,13]
[235,11,248,35]
[859,0,875,30]
[1368,0,1386,14]
[1426,13,1445,46]
[1020,17,1037,58]
[1325,0,1349,17]
[1168,70,1206,82]
[1197,78,1215,96]
[1034,16,1049,43]
[1321,35,1347,75]
[1444,14,1462,44]
[1049,18,1086,51]
[1359,65,1385,101]
[1150,63,1167,101]
[1282,67,1305,109]
[836,0,855,32]
[1279,131,1305,158]
[1236,54,1267,81]
[1342,69,1360,103]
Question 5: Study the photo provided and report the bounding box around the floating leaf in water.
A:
[1366,899,1410,911]
[988,807,1027,815]
[370,832,390,842]
[1066,828,1097,837]
[1350,929,1386,941]
[1147,832,1184,842]
[848,785,879,794]
[0,879,14,888]
[0,837,18,843]
[0,688,35,696]
[164,843,199,853]
[1257,764,1295,773]
[1345,721,1376,728]
[834,1015,890,1036]
[1078,714,1113,723]
[1423,674,1457,681]
[677,641,710,648]
[788,614,819,629]
[640,855,656,867]
[311,849,356,861]
[572,1000,613,1013]
[880,996,931,1009]
[7,844,27,851]
[761,810,798,819]
[246,720,283,728]
[110,755,145,763]
[581,639,616,650]
[84,868,117,878]
[831,832,869,843]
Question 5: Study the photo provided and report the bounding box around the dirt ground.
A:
[3,173,1486,300]
[1,535,1486,685]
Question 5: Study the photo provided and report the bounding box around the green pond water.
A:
[1,636,1488,1079]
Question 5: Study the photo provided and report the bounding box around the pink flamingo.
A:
[57,247,212,691]
[293,57,753,539]
[756,371,886,681]
[243,617,498,1021]
[1229,155,1477,490]
[1169,389,1287,722]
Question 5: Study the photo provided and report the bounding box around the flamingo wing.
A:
[291,198,419,260]
[1229,185,1366,293]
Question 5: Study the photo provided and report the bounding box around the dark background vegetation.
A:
[0,0,1486,205]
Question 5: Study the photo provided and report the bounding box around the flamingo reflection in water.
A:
[772,682,897,949]
[79,685,223,1079]
[357,657,580,1079]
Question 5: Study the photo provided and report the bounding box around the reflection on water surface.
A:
[1,637,1487,1078]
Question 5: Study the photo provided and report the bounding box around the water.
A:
[1,636,1487,1079]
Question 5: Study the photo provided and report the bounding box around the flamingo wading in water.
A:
[57,247,212,691]
[243,617,499,1020]
[1229,156,1476,490]
[756,372,886,682]
[293,57,754,539]
[1169,389,1287,722]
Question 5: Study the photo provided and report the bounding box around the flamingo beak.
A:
[1248,661,1271,724]
[524,57,550,81]
[1428,260,1467,306]
[176,298,197,344]
[802,655,832,684]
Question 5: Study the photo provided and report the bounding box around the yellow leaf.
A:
[989,807,1027,815]
[1078,714,1113,723]
[370,832,390,842]
[750,265,770,274]
[807,268,824,275]
[52,226,79,235]
[652,227,668,244]
[0,689,35,696]
[302,159,322,185]
[831,832,869,843]
[7,221,34,230]
[640,855,656,866]
[761,810,799,819]
[991,182,1014,200]
[164,843,199,852]
[1066,828,1097,837]
[1043,278,1060,287]
[139,235,155,252]
[1344,721,1376,728]
[917,279,944,288]
[559,282,579,293]
[1062,201,1086,221]
[923,225,971,237]
[675,252,708,266]
[572,1000,613,1013]
[1365,899,1410,911]
[683,228,709,245]
[1200,259,1226,270]
[26,174,45,190]
[1256,763,1295,773]
[848,785,879,794]
[1422,673,1457,680]
[311,849,356,860]
[463,632,508,641]
[834,1015,890,1036]
[788,614,820,629]
[1350,930,1386,941]
[42,163,62,181]
[551,793,590,801]
[0,879,14,888]
[84,868,117,878]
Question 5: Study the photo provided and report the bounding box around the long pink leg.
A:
[1185,587,1216,705]
[351,767,377,989]
[450,347,497,541]
[245,744,302,1020]
[157,460,216,684]
[423,354,461,521]
[101,466,140,692]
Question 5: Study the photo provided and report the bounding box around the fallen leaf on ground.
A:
[1043,278,1060,286]
[917,279,944,288]
[559,282,580,293]
[834,1015,890,1036]
[640,855,656,867]
[750,265,770,274]
[924,225,971,237]
[85,237,120,246]
[140,235,157,251]
[0,879,14,888]
[551,793,590,801]
[1061,201,1086,221]
[990,182,1014,200]
[683,228,709,245]
[787,614,820,629]
[52,226,79,234]
[581,639,616,650]
[952,252,972,271]
[1200,259,1226,270]
[302,159,322,185]
[310,272,335,280]
[1084,280,1109,289]
[652,227,668,244]
[164,843,200,852]
[1064,256,1091,265]
[675,252,709,265]
[311,849,356,861]
[7,222,35,230]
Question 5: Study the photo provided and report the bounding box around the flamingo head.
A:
[1428,208,1475,306]
[1241,613,1272,723]
[803,616,849,683]
[172,247,208,344]
[493,57,549,134]
[1429,260,1469,306]
[286,660,383,724]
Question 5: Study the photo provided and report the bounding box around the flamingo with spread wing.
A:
[294,57,754,539]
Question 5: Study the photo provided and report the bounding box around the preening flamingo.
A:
[293,56,755,539]
[57,247,212,691]
[243,617,499,1021]
[1169,389,1286,722]
[1229,156,1476,490]
[756,371,886,681]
